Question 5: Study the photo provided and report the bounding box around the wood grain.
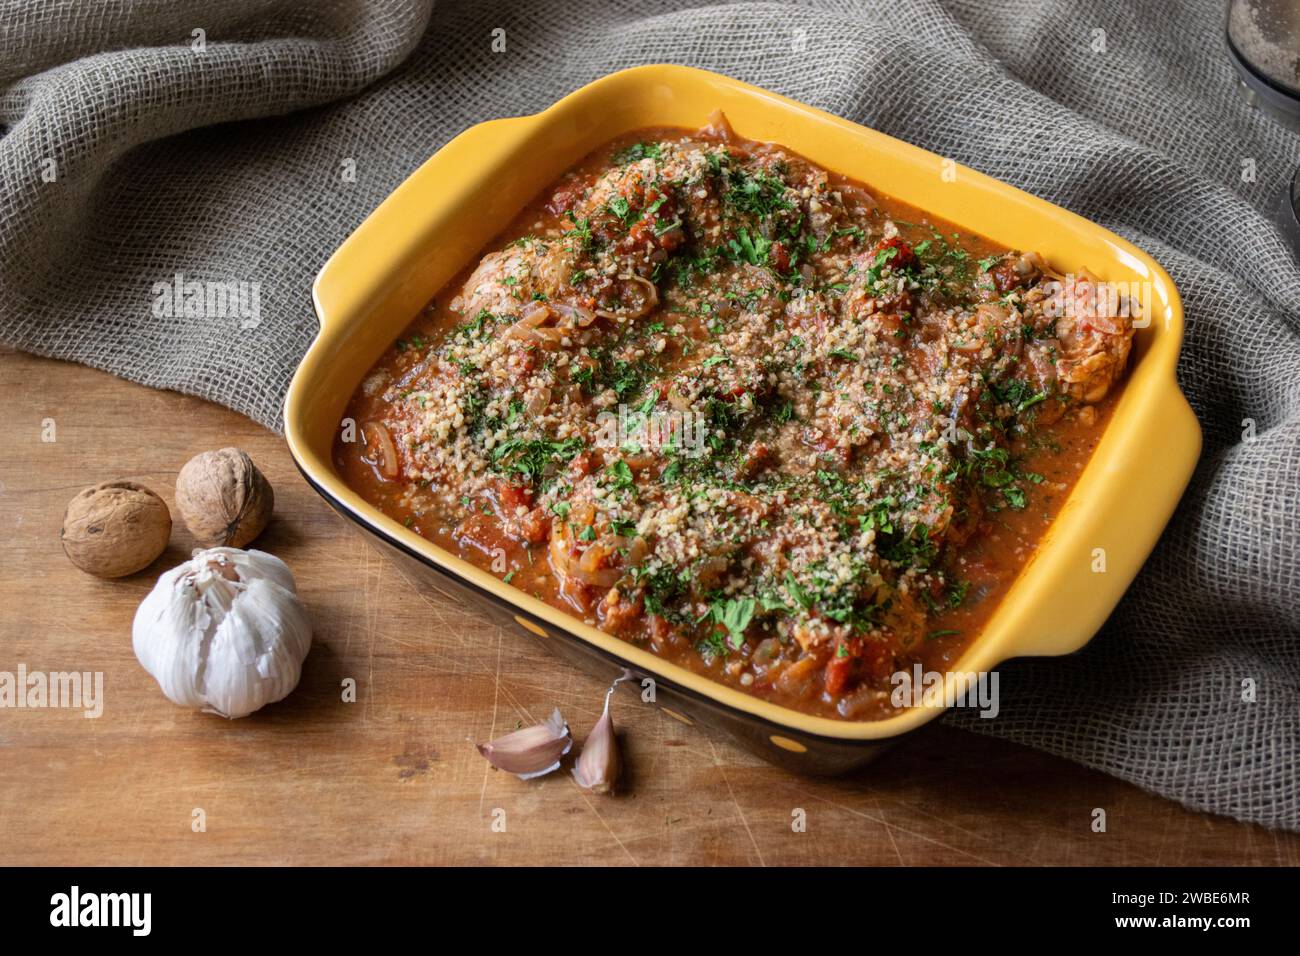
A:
[0,347,1294,866]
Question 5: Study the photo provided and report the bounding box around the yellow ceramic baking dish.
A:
[285,65,1201,772]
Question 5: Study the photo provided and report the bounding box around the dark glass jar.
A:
[1226,1,1300,255]
[1227,0,1300,130]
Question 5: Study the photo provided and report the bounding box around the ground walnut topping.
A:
[339,120,1134,720]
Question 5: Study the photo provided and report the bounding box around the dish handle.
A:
[310,116,533,336]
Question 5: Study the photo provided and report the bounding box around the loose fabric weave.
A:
[1,0,1296,830]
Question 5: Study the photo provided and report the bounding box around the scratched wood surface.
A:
[0,348,1295,866]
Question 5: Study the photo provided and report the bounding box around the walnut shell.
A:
[61,481,172,578]
[175,448,274,548]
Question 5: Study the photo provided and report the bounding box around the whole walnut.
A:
[175,448,274,548]
[61,481,172,578]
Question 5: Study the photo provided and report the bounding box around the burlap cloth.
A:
[2,0,1296,830]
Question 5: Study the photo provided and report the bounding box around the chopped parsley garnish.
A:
[709,597,756,650]
[490,437,584,489]
[613,142,662,164]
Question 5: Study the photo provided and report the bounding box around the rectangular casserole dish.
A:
[284,65,1201,773]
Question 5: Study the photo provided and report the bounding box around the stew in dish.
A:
[336,117,1134,720]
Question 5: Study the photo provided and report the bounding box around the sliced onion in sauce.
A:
[548,522,575,582]
[976,302,1011,326]
[524,386,552,417]
[594,275,659,320]
[1021,250,1060,280]
[577,539,618,573]
[519,300,551,323]
[572,534,646,589]
[705,108,737,142]
[752,637,782,667]
[550,302,597,328]
[573,557,620,588]
[505,303,551,340]
[362,421,399,480]
[621,536,649,565]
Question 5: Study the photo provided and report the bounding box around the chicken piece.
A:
[986,250,1047,295]
[1053,325,1133,403]
[878,585,926,651]
[672,153,725,243]
[1016,265,1134,405]
[802,167,848,244]
[575,158,658,220]
[454,238,573,318]
[577,156,694,279]
[931,486,984,548]
[839,240,917,347]
[1051,277,1135,403]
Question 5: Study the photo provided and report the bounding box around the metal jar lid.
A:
[1226,0,1300,131]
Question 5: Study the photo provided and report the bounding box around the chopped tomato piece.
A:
[497,481,533,513]
[824,651,853,696]
[858,639,895,681]
[770,241,790,273]
[824,636,896,696]
[619,172,647,204]
[871,236,916,272]
[518,507,550,545]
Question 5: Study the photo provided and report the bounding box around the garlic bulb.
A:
[132,547,312,718]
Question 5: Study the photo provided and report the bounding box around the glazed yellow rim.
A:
[285,65,1201,742]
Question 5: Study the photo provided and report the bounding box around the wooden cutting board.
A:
[0,347,1294,865]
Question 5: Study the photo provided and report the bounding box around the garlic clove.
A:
[572,671,631,795]
[200,575,308,718]
[476,708,572,779]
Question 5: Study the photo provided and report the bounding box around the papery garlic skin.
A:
[132,548,312,719]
